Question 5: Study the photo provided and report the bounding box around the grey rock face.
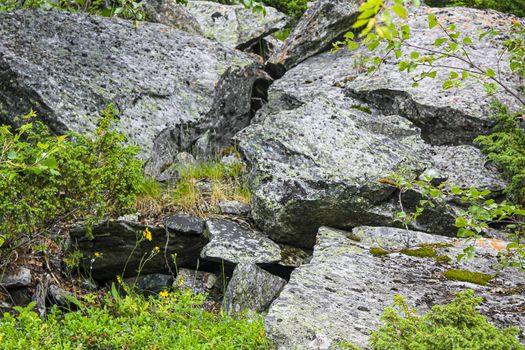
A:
[224,263,286,314]
[143,0,203,35]
[237,96,428,248]
[268,0,360,71]
[123,273,174,295]
[0,267,32,288]
[201,219,281,264]
[186,1,289,50]
[265,226,525,349]
[346,7,524,145]
[165,213,205,235]
[218,200,251,216]
[0,10,257,176]
[70,220,207,281]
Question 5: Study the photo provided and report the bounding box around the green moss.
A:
[350,104,372,114]
[370,247,390,257]
[435,255,452,264]
[419,242,454,249]
[443,269,493,286]
[400,246,437,258]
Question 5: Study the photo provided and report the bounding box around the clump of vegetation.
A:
[424,0,525,18]
[171,159,250,214]
[262,0,307,18]
[0,106,143,249]
[350,104,372,114]
[475,102,525,205]
[400,246,437,258]
[443,269,493,285]
[370,290,523,350]
[0,287,269,349]
[435,255,452,264]
[345,232,362,242]
[370,247,390,257]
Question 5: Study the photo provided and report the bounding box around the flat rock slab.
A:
[224,263,286,314]
[70,220,207,281]
[265,226,525,349]
[0,267,32,288]
[200,219,281,264]
[187,1,289,49]
[0,10,257,175]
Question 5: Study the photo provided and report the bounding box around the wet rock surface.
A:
[265,226,525,349]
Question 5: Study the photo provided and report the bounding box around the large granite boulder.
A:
[268,0,360,73]
[224,263,286,314]
[70,219,207,281]
[237,6,511,247]
[265,226,525,349]
[0,10,258,176]
[346,6,525,145]
[143,0,203,35]
[186,1,289,50]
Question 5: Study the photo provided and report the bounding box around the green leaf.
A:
[410,51,420,59]
[7,149,18,160]
[392,4,407,19]
[428,14,438,29]
[455,217,469,228]
[434,38,447,46]
[347,40,359,51]
[485,68,496,78]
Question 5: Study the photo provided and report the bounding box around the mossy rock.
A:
[369,247,390,257]
[400,246,437,258]
[443,269,493,286]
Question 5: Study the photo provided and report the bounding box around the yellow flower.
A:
[116,275,123,284]
[94,252,102,258]
[159,290,169,298]
[0,334,3,342]
[143,227,152,241]
[154,246,160,253]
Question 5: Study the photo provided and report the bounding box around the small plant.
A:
[370,290,523,350]
[370,247,391,257]
[443,269,493,285]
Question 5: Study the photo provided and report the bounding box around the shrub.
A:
[0,106,143,247]
[370,290,524,350]
[262,0,306,18]
[424,0,525,18]
[475,102,525,205]
[0,287,269,349]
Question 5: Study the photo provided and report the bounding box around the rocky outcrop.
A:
[265,226,525,349]
[143,0,203,35]
[200,219,282,264]
[237,5,512,248]
[70,219,207,281]
[268,0,360,73]
[186,1,289,50]
[346,6,524,145]
[224,263,286,314]
[0,10,258,176]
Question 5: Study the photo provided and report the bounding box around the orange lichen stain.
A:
[474,239,486,247]
[473,238,507,251]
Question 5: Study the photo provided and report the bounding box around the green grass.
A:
[0,288,269,349]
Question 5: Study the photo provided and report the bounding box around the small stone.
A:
[0,267,32,288]
[48,284,74,307]
[224,263,286,313]
[166,213,205,235]
[218,200,251,216]
[201,219,281,264]
[174,268,219,295]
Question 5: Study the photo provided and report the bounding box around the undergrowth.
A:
[0,287,269,349]
[475,102,525,205]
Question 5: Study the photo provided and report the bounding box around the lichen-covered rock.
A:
[143,0,203,35]
[346,6,524,145]
[237,97,428,248]
[224,263,286,314]
[165,213,205,235]
[218,200,251,216]
[186,1,289,49]
[0,10,258,176]
[70,220,207,281]
[268,0,360,72]
[265,226,525,349]
[200,219,281,264]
